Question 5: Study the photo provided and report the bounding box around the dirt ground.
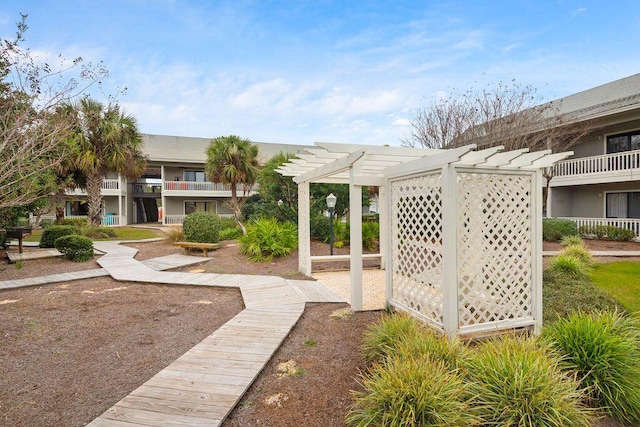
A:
[1,235,636,426]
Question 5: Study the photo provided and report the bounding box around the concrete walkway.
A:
[3,240,344,426]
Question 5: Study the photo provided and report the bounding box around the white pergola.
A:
[278,142,571,337]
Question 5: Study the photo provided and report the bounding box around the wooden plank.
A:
[131,384,238,406]
[100,404,219,427]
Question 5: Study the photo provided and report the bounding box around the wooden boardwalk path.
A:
[82,241,344,426]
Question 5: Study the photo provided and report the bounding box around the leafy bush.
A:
[560,235,584,247]
[38,218,54,229]
[182,212,221,243]
[54,235,94,262]
[463,336,592,427]
[362,313,426,362]
[347,355,477,427]
[362,222,379,251]
[163,226,184,243]
[219,217,238,230]
[39,225,80,248]
[547,254,592,282]
[579,224,635,241]
[0,229,7,249]
[543,218,578,242]
[310,214,330,241]
[543,310,640,423]
[81,226,116,239]
[219,227,242,241]
[61,217,88,228]
[239,218,297,262]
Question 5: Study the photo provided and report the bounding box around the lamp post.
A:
[326,193,337,256]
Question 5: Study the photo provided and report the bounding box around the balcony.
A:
[163,181,255,196]
[556,217,640,239]
[67,179,122,196]
[551,150,640,187]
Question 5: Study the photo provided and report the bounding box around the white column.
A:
[298,181,311,276]
[441,165,458,338]
[161,165,166,226]
[118,173,125,226]
[350,166,363,312]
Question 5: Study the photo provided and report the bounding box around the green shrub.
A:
[347,355,477,427]
[464,336,592,427]
[39,225,80,248]
[182,212,221,243]
[239,218,297,262]
[560,245,593,267]
[0,229,7,249]
[54,235,94,262]
[61,217,88,228]
[580,224,636,241]
[362,313,426,362]
[543,218,578,242]
[219,217,238,230]
[547,254,592,282]
[219,227,242,241]
[543,310,640,423]
[560,235,584,247]
[362,222,379,251]
[310,214,330,240]
[81,226,117,239]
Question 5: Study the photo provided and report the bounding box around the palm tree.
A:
[205,135,259,232]
[68,97,147,226]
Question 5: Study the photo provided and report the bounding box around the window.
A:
[606,130,640,153]
[184,201,215,215]
[184,170,206,182]
[606,192,640,218]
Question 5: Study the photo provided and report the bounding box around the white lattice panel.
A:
[456,172,533,328]
[390,173,444,326]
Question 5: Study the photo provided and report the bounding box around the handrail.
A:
[554,150,640,177]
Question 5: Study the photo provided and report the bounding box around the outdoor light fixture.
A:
[326,193,337,255]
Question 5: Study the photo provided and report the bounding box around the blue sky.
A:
[2,1,640,146]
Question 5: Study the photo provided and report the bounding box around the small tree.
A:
[67,97,147,226]
[205,135,259,233]
[0,14,107,210]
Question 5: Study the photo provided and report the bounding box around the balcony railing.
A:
[163,181,253,193]
[102,179,120,190]
[554,150,640,177]
[34,214,120,227]
[557,217,640,238]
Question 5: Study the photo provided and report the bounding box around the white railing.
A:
[164,215,186,225]
[554,150,640,177]
[557,217,640,238]
[35,214,120,227]
[163,181,253,193]
[102,179,120,190]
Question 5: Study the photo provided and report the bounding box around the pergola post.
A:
[441,165,458,338]
[532,169,544,333]
[350,164,363,311]
[378,185,387,270]
[298,181,311,276]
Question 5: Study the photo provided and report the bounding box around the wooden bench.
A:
[173,241,220,257]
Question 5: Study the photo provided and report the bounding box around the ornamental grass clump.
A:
[347,355,478,427]
[560,244,593,267]
[560,235,585,247]
[547,254,592,282]
[239,218,297,262]
[361,313,426,362]
[392,327,468,371]
[463,336,592,427]
[543,310,640,424]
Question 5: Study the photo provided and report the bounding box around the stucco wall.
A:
[554,182,640,218]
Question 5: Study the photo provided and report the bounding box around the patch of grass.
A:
[547,254,592,282]
[15,260,23,269]
[361,312,426,362]
[303,338,317,347]
[591,261,640,313]
[25,226,159,242]
[162,226,184,243]
[560,235,585,247]
[543,310,640,424]
[543,274,621,324]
